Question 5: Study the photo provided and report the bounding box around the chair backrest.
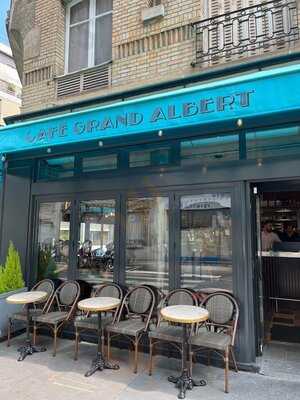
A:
[117,285,155,330]
[48,280,81,320]
[31,279,55,311]
[142,284,165,309]
[200,292,239,346]
[94,283,123,322]
[156,288,198,326]
[166,288,198,307]
[95,283,123,299]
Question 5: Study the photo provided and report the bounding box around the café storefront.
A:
[1,63,300,369]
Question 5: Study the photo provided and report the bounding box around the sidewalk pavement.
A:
[0,334,300,400]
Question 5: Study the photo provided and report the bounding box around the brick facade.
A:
[7,0,300,113]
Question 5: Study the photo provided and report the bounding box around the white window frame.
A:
[65,0,113,74]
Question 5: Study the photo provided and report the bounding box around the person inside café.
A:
[279,223,300,242]
[261,220,281,251]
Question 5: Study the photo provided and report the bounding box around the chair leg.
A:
[149,338,153,376]
[53,326,58,357]
[107,332,111,361]
[7,318,11,347]
[101,329,105,355]
[33,323,37,345]
[134,338,139,374]
[207,349,211,366]
[74,329,79,361]
[224,348,229,393]
[230,347,238,373]
[189,346,193,376]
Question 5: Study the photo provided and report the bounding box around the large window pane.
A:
[78,200,115,284]
[96,0,112,15]
[68,22,89,73]
[70,0,90,24]
[126,197,169,291]
[37,156,75,181]
[181,135,239,166]
[95,13,112,65]
[37,202,71,281]
[181,194,232,291]
[129,147,170,168]
[82,153,117,173]
[246,126,300,160]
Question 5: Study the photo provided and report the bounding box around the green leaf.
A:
[0,242,25,294]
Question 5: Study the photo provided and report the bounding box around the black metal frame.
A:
[30,183,240,290]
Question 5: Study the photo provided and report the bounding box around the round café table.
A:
[78,296,121,377]
[160,305,209,399]
[6,291,48,361]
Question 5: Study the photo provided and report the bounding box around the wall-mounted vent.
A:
[56,63,111,98]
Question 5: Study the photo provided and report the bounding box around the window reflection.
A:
[37,156,75,181]
[126,197,169,291]
[246,126,300,160]
[37,202,71,281]
[78,199,115,284]
[181,194,232,291]
[181,135,239,166]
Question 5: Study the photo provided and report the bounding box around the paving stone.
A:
[1,335,300,400]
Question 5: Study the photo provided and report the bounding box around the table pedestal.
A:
[17,305,46,362]
[85,312,119,377]
[168,325,206,399]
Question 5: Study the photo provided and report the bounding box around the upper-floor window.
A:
[66,0,112,74]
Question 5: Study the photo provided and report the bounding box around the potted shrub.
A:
[0,242,26,339]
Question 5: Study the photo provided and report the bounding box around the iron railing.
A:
[193,0,299,65]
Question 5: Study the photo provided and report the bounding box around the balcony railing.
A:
[193,0,299,66]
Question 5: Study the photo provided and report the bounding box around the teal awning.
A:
[1,64,300,154]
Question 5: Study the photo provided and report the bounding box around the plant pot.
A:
[0,287,27,340]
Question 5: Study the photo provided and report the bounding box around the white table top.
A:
[161,305,209,324]
[78,296,121,312]
[6,291,48,305]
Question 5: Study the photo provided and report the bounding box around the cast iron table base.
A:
[18,304,47,361]
[85,311,119,377]
[17,340,46,362]
[167,324,206,399]
[168,369,206,400]
[85,351,119,377]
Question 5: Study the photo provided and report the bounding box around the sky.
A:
[0,0,10,45]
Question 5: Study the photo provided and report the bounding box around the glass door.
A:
[125,196,169,291]
[36,201,72,281]
[77,199,116,285]
[178,192,233,292]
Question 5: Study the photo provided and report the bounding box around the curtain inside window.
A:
[96,0,113,15]
[68,22,89,73]
[70,0,90,24]
[95,13,112,65]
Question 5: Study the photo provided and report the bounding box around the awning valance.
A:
[1,64,300,154]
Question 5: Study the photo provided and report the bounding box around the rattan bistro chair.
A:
[148,288,198,375]
[32,280,80,356]
[189,292,239,393]
[7,279,55,347]
[74,283,123,360]
[107,285,156,373]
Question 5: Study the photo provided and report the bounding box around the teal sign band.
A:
[1,64,300,154]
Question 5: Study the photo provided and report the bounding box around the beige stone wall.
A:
[0,98,20,126]
[8,0,300,114]
[111,0,202,88]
